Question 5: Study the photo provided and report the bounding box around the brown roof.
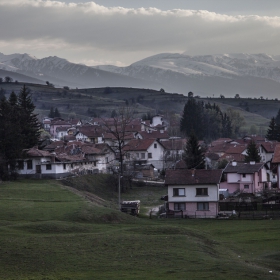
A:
[219,153,245,162]
[225,144,247,154]
[26,147,52,157]
[160,139,186,150]
[208,142,232,154]
[43,141,64,151]
[272,144,280,163]
[124,139,159,151]
[261,142,278,153]
[165,169,223,185]
[220,153,245,162]
[210,138,232,146]
[51,120,70,126]
[56,126,71,132]
[205,152,220,161]
[77,126,104,137]
[174,159,187,169]
[136,130,169,140]
[223,162,264,173]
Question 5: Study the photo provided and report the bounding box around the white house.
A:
[165,169,223,218]
[123,138,165,170]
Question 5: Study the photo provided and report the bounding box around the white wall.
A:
[168,184,219,203]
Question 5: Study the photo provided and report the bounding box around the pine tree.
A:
[48,107,54,118]
[183,131,205,169]
[17,85,41,149]
[54,107,61,118]
[266,117,278,141]
[275,108,280,126]
[245,140,261,163]
[180,98,204,139]
[0,93,22,179]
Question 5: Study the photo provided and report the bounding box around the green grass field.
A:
[0,178,279,280]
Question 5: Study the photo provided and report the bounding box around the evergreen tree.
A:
[245,140,261,163]
[17,85,41,149]
[183,131,205,169]
[275,108,280,126]
[48,107,54,118]
[111,109,117,118]
[180,98,204,139]
[0,93,23,179]
[266,117,278,141]
[54,107,61,118]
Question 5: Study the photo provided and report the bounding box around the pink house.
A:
[220,161,268,194]
[165,169,223,218]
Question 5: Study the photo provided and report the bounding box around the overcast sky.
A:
[1,0,280,66]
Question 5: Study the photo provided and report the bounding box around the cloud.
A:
[1,0,280,65]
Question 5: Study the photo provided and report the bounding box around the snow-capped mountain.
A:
[1,52,280,98]
[94,52,280,98]
[0,52,161,89]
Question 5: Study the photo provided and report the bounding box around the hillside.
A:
[0,177,279,279]
[0,81,274,133]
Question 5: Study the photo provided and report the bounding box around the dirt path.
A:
[60,183,108,207]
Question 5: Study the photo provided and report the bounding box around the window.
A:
[106,157,109,163]
[197,202,209,211]
[126,153,130,159]
[244,185,249,189]
[27,160,33,170]
[136,153,139,158]
[17,161,24,170]
[148,153,152,158]
[63,163,66,170]
[94,162,96,167]
[173,188,185,196]
[46,164,52,170]
[196,188,208,196]
[154,143,157,148]
[174,203,185,211]
[141,153,145,159]
[242,174,246,178]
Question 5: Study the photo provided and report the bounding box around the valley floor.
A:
[0,177,279,280]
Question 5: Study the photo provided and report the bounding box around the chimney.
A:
[232,161,237,166]
[250,161,255,165]
[191,169,195,176]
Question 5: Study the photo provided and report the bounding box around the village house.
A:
[75,126,104,143]
[271,144,280,189]
[123,138,165,170]
[18,147,95,179]
[165,169,223,218]
[220,161,269,194]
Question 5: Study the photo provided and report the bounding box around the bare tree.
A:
[101,106,134,175]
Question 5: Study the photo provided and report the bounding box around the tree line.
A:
[0,85,40,180]
[180,98,244,141]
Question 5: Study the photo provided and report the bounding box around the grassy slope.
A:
[0,177,279,279]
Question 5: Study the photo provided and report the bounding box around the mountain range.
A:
[1,52,280,98]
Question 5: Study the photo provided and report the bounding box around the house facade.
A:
[165,169,223,218]
[220,161,268,194]
[124,139,165,170]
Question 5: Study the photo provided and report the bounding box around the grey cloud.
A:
[1,1,280,64]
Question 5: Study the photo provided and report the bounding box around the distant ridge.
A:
[1,52,280,98]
